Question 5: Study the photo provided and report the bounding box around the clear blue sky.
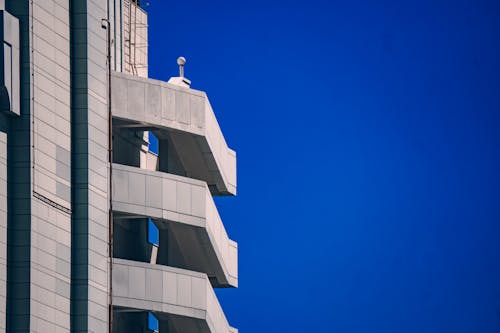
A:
[145,1,500,332]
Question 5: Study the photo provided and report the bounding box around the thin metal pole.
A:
[132,1,137,75]
[128,0,132,74]
[102,12,114,333]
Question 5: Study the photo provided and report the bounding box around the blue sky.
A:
[145,1,500,332]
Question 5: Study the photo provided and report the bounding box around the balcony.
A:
[112,163,238,287]
[111,71,236,196]
[112,258,238,333]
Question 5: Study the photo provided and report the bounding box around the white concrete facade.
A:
[109,56,238,333]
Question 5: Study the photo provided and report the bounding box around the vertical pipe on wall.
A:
[102,6,114,331]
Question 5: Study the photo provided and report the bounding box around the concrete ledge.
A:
[112,258,237,333]
[111,71,236,195]
[112,163,238,287]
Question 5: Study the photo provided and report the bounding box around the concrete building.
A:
[0,0,238,332]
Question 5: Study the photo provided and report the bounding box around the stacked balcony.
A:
[110,71,238,333]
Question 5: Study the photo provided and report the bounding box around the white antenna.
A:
[177,56,186,78]
[168,56,191,87]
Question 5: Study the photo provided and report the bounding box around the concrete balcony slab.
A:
[112,258,238,333]
[111,71,236,195]
[112,163,238,287]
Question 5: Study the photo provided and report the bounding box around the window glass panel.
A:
[147,312,159,332]
[147,218,159,246]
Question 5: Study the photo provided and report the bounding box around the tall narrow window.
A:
[148,131,159,155]
[147,218,159,246]
[147,218,159,264]
[147,312,159,332]
[4,42,11,110]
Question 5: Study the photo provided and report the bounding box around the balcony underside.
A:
[112,259,237,333]
[113,307,210,333]
[111,71,236,196]
[112,163,238,288]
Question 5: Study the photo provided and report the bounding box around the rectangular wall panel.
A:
[0,132,7,331]
[71,0,110,332]
[31,0,72,331]
[5,0,32,330]
[32,0,71,209]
